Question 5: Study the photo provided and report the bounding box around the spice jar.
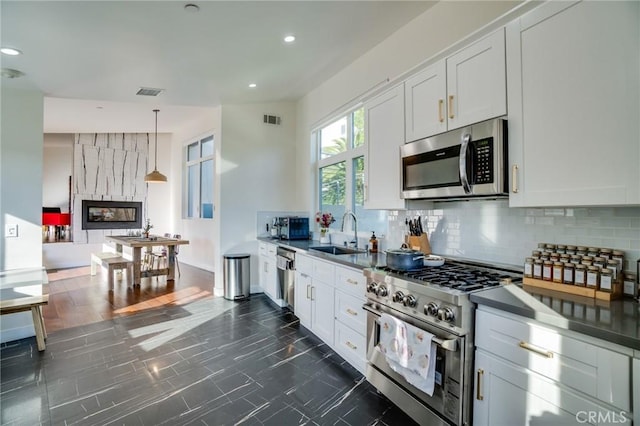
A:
[533,259,543,279]
[560,254,571,263]
[532,250,542,258]
[576,246,588,256]
[612,250,625,275]
[369,232,378,253]
[575,264,587,286]
[593,257,606,269]
[581,260,593,267]
[552,262,564,283]
[566,245,577,255]
[550,254,560,262]
[586,266,600,289]
[599,248,612,260]
[599,268,613,293]
[545,243,557,253]
[582,255,594,263]
[537,243,547,249]
[556,244,567,254]
[623,273,638,298]
[543,260,553,281]
[524,257,534,278]
[587,247,600,257]
[563,262,575,284]
[606,260,619,281]
[570,255,582,265]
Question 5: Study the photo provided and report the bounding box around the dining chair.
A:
[172,234,181,277]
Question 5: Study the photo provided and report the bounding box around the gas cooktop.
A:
[377,261,522,293]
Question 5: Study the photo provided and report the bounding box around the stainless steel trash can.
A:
[223,253,250,300]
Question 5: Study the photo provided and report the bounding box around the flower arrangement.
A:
[315,211,335,231]
[142,219,153,236]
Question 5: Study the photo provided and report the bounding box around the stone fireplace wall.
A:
[72,133,149,243]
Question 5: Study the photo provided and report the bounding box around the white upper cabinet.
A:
[404,29,506,143]
[507,0,640,207]
[364,84,406,210]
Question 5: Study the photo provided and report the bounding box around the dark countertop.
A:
[471,284,640,351]
[259,237,640,352]
[258,237,387,269]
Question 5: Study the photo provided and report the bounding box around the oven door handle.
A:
[459,132,472,195]
[363,304,458,352]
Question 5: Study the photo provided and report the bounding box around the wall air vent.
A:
[263,114,281,125]
[136,87,164,97]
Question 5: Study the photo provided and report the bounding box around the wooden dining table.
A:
[104,235,189,286]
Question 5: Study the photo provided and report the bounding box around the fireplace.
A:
[81,200,143,230]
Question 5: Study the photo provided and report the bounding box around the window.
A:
[184,134,214,219]
[316,108,386,235]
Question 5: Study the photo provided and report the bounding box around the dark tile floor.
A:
[1,295,417,426]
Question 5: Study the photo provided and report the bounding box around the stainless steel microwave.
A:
[400,118,508,200]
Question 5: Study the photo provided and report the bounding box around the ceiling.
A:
[1,1,436,133]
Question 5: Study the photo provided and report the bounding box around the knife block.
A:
[405,233,431,255]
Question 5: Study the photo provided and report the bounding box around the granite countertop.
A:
[471,284,640,351]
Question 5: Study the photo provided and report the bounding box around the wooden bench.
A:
[91,252,133,291]
[0,295,48,351]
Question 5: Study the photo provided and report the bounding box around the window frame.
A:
[315,107,366,228]
[183,133,215,220]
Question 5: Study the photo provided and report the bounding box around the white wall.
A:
[43,133,73,210]
[1,87,45,342]
[217,102,297,293]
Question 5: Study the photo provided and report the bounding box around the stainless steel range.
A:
[363,259,521,426]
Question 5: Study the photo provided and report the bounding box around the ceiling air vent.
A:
[136,87,164,97]
[263,114,281,125]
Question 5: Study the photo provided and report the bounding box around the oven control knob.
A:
[376,285,388,297]
[437,307,455,323]
[392,291,404,303]
[425,302,439,316]
[403,295,417,308]
[366,282,378,294]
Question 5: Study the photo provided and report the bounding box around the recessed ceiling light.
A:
[284,35,296,43]
[1,47,22,56]
[184,3,200,13]
[249,83,257,88]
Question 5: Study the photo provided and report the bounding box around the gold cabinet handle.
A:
[512,164,519,193]
[306,284,311,300]
[346,341,357,350]
[519,341,553,358]
[438,99,444,123]
[476,369,484,400]
[448,95,455,119]
[346,308,358,316]
[346,279,358,286]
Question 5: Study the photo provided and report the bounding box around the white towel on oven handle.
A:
[377,313,437,396]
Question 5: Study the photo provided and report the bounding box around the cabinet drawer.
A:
[476,308,630,411]
[334,320,366,374]
[266,244,277,256]
[259,242,267,257]
[296,253,313,275]
[313,259,335,284]
[335,290,366,333]
[335,265,366,297]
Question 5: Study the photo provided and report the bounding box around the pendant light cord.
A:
[153,109,159,170]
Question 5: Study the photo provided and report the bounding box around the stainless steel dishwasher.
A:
[276,246,295,309]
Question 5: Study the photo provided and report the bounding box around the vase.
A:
[320,229,330,244]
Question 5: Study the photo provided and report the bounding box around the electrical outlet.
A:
[5,224,18,237]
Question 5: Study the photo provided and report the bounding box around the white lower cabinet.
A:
[334,289,366,374]
[474,350,631,426]
[294,255,335,346]
[474,306,633,425]
[258,242,278,303]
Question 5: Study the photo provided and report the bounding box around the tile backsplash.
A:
[389,200,640,273]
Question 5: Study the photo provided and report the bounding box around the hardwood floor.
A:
[43,262,215,332]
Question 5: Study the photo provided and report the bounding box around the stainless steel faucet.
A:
[341,211,358,248]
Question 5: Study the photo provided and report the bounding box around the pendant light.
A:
[145,109,167,183]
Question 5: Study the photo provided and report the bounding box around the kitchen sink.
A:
[309,245,366,255]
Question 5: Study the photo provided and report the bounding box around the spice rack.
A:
[523,277,623,301]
